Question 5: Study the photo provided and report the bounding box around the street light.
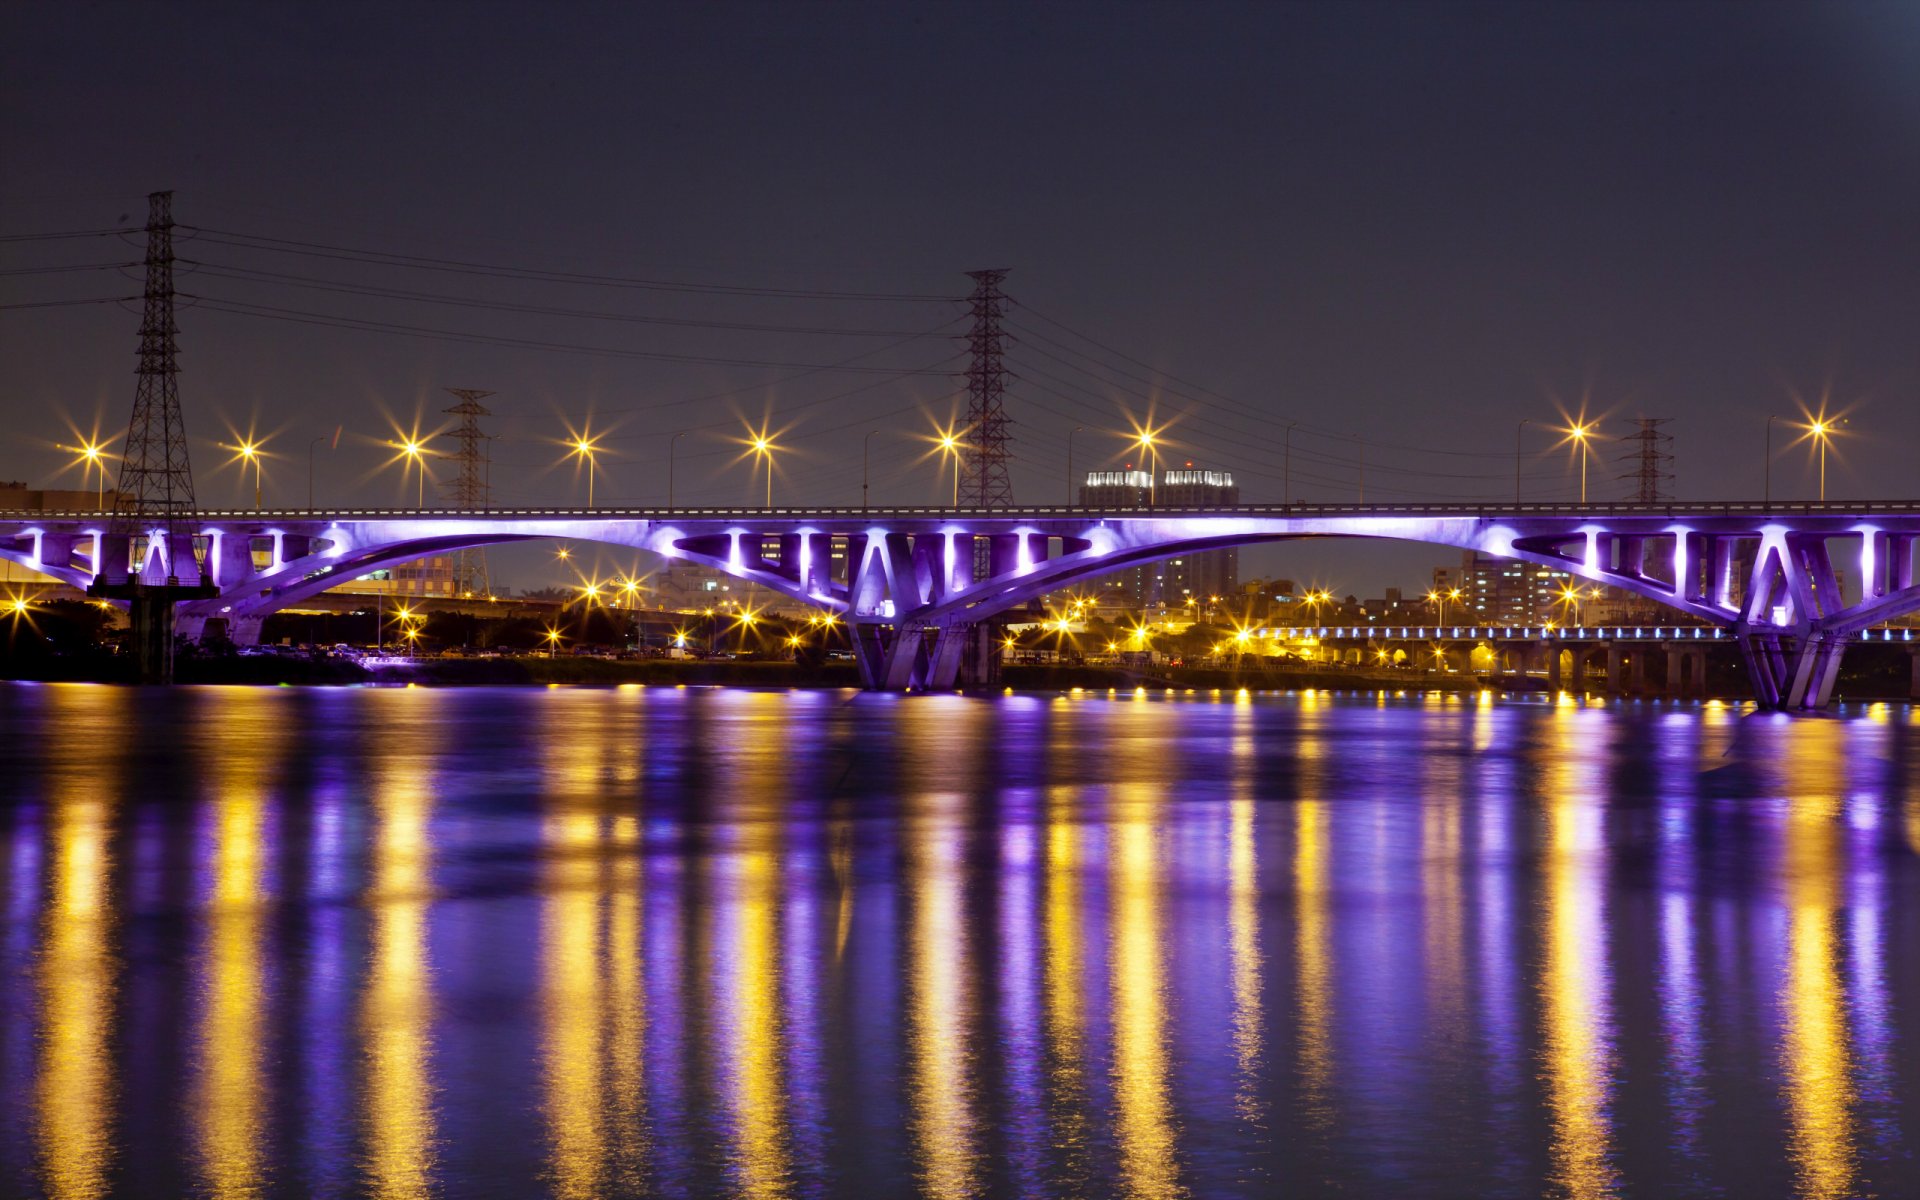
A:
[65,441,111,509]
[568,433,600,508]
[1134,427,1160,506]
[743,430,779,507]
[862,429,882,510]
[394,438,428,508]
[1567,421,1595,504]
[544,626,563,658]
[1806,415,1844,502]
[935,429,965,507]
[231,439,264,509]
[1764,414,1781,506]
[1514,418,1530,505]
[1066,425,1086,508]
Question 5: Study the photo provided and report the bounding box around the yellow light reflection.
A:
[1539,709,1617,1199]
[362,772,436,1200]
[1227,704,1264,1125]
[908,802,975,1198]
[1043,784,1091,1179]
[1293,728,1334,1131]
[1779,725,1856,1199]
[606,814,646,1189]
[1110,784,1181,1199]
[730,843,791,1198]
[36,787,117,1200]
[198,747,271,1199]
[543,810,606,1199]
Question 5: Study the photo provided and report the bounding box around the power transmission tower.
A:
[958,269,1015,509]
[89,190,215,682]
[438,388,494,598]
[1616,417,1675,502]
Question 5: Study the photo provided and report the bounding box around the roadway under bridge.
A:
[5,501,1919,710]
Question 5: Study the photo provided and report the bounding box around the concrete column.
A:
[1666,645,1682,699]
[1545,643,1562,690]
[1910,648,1919,701]
[1605,645,1623,694]
[1694,649,1710,700]
[1629,648,1647,694]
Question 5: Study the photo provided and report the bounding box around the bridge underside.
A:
[4,507,1918,708]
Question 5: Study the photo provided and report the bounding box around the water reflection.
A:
[1,686,1918,1198]
[195,697,281,1199]
[1778,722,1857,1199]
[361,764,435,1199]
[36,780,116,1200]
[1538,707,1618,1199]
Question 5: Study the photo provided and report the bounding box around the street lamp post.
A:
[1569,422,1594,504]
[937,432,963,506]
[863,429,880,510]
[1809,417,1841,501]
[1764,414,1780,506]
[1283,421,1297,506]
[308,434,330,509]
[396,440,427,508]
[232,440,263,509]
[569,436,598,508]
[1066,425,1086,508]
[668,431,688,509]
[1135,430,1158,507]
[750,436,775,507]
[1514,418,1530,505]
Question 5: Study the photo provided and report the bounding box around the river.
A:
[1,683,1917,1198]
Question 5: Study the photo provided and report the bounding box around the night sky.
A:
[5,2,1917,594]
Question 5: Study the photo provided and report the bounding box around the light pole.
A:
[67,442,109,509]
[1135,429,1158,507]
[1066,425,1086,508]
[1569,421,1594,504]
[1283,421,1297,506]
[1514,418,1530,505]
[395,439,427,508]
[308,434,330,509]
[668,431,688,509]
[863,429,881,510]
[569,435,599,508]
[233,440,263,509]
[750,436,776,507]
[1354,435,1365,503]
[937,432,963,506]
[1764,414,1780,506]
[1809,417,1841,501]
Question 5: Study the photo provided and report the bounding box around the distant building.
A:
[1459,550,1572,625]
[1079,467,1240,608]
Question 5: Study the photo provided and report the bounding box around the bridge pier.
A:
[1911,648,1920,701]
[1544,642,1562,691]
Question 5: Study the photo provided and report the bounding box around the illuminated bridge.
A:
[5,501,1919,709]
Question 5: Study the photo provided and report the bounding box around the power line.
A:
[0,227,139,243]
[180,225,961,302]
[182,260,938,336]
[187,295,963,373]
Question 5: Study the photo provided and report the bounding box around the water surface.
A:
[2,683,1918,1198]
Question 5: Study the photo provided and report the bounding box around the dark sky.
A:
[5,1,1917,594]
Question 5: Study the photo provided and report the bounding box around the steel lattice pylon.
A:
[438,388,495,598]
[958,269,1015,509]
[1616,417,1674,503]
[88,191,215,681]
[105,191,204,582]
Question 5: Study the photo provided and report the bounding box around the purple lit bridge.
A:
[6,502,1920,709]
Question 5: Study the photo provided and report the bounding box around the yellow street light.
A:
[544,626,564,658]
[567,432,601,507]
[394,438,428,508]
[66,440,112,509]
[555,544,571,562]
[1564,421,1597,504]
[232,439,264,509]
[739,426,781,507]
[1801,414,1847,501]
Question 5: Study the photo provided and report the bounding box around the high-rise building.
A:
[1078,467,1239,609]
[1459,550,1571,625]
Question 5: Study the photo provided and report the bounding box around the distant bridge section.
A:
[4,501,1918,709]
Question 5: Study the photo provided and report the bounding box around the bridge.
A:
[5,500,1919,709]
